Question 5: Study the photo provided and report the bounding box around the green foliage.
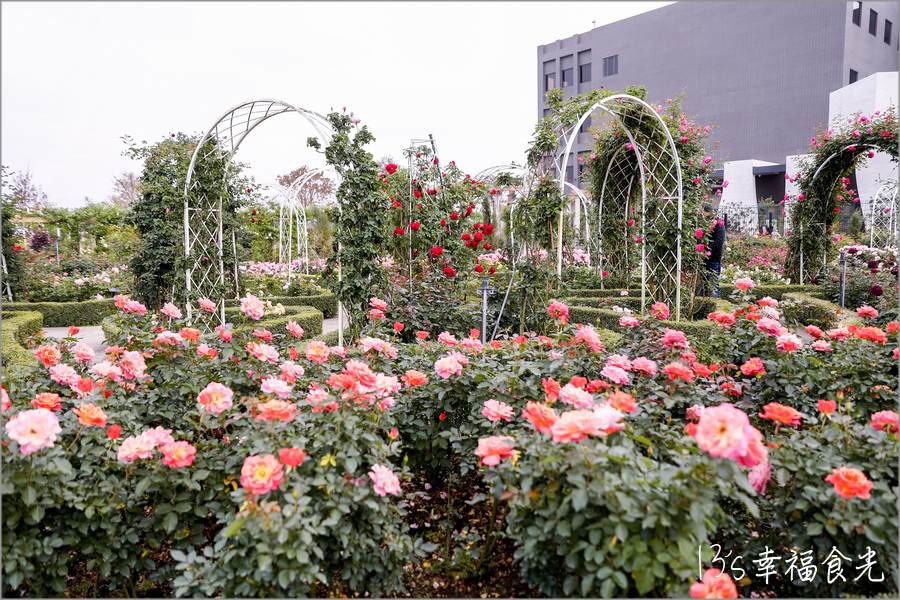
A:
[3,299,116,327]
[228,305,323,339]
[310,111,387,340]
[786,108,899,281]
[0,310,43,367]
[224,292,337,319]
[124,133,253,311]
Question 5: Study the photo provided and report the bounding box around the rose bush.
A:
[2,289,896,597]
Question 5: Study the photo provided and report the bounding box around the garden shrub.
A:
[719,283,811,301]
[3,299,116,327]
[779,292,857,329]
[227,305,323,339]
[2,291,897,598]
[1,310,43,367]
[567,305,720,340]
[224,292,337,318]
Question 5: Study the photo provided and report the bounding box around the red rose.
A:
[430,246,443,258]
[475,265,484,273]
[427,189,436,195]
[410,222,420,231]
[440,219,447,226]
[483,224,494,235]
[385,163,398,174]
[68,326,80,335]
[107,425,122,439]
[414,190,422,198]
[443,267,456,277]
[393,322,404,332]
[465,206,473,217]
[474,232,483,242]
[394,227,405,236]
[462,234,471,241]
[490,188,498,195]
[450,212,459,220]
[483,243,492,250]
[489,266,496,274]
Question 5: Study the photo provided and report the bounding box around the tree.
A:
[108,171,142,209]
[0,167,25,298]
[124,133,254,310]
[276,165,335,207]
[5,168,48,212]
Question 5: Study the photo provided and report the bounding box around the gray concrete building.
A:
[537,1,900,186]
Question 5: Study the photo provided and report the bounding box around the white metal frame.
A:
[183,99,335,328]
[552,94,684,319]
[870,180,899,249]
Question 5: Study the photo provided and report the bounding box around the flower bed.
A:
[223,292,337,319]
[1,290,897,597]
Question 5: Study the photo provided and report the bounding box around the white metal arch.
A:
[870,180,899,249]
[553,94,684,319]
[182,99,334,323]
[473,164,535,245]
[596,143,637,288]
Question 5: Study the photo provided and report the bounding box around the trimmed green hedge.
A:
[718,283,814,301]
[563,296,733,321]
[2,299,116,327]
[227,305,323,338]
[780,292,861,329]
[225,293,337,318]
[1,310,43,367]
[568,305,720,342]
[102,305,325,345]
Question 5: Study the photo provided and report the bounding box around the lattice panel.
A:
[183,100,332,322]
[869,181,898,249]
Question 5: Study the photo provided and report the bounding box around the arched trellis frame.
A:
[472,164,537,248]
[554,95,684,319]
[785,109,898,282]
[869,181,899,249]
[183,99,334,324]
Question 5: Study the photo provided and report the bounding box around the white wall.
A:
[719,159,780,231]
[828,71,899,227]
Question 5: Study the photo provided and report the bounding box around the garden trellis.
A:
[869,180,898,249]
[183,99,334,323]
[553,95,684,320]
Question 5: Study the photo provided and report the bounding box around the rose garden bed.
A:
[1,286,897,598]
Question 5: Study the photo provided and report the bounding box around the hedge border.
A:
[568,305,721,341]
[781,292,862,329]
[2,299,116,327]
[228,305,323,338]
[1,310,44,368]
[101,305,325,346]
[224,293,337,318]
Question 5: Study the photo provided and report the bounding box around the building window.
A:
[565,165,574,184]
[869,9,878,35]
[602,54,618,77]
[849,69,858,84]
[852,2,861,26]
[542,108,551,119]
[579,118,591,134]
[579,63,591,83]
[885,19,892,44]
[561,67,573,88]
[544,72,556,92]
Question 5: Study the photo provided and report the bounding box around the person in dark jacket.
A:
[703,206,725,298]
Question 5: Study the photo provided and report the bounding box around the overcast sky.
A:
[1,1,673,208]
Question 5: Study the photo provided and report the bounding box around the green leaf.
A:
[635,568,654,595]
[162,512,178,533]
[581,573,595,595]
[170,549,187,563]
[225,518,246,538]
[563,575,578,596]
[600,578,614,598]
[612,570,627,589]
[135,477,152,497]
[571,489,588,511]
[806,522,823,536]
[21,486,36,506]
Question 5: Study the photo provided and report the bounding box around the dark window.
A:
[579,119,590,134]
[849,69,858,84]
[544,72,556,91]
[565,165,574,184]
[579,63,591,83]
[869,9,878,35]
[885,20,892,44]
[602,55,618,77]
[852,2,862,26]
[561,68,573,88]
[542,108,551,119]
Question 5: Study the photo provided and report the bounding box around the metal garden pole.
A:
[838,250,847,308]
[479,276,495,345]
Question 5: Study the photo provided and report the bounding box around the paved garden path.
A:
[41,326,108,363]
[322,317,339,333]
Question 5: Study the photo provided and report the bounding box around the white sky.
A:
[1,1,673,208]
